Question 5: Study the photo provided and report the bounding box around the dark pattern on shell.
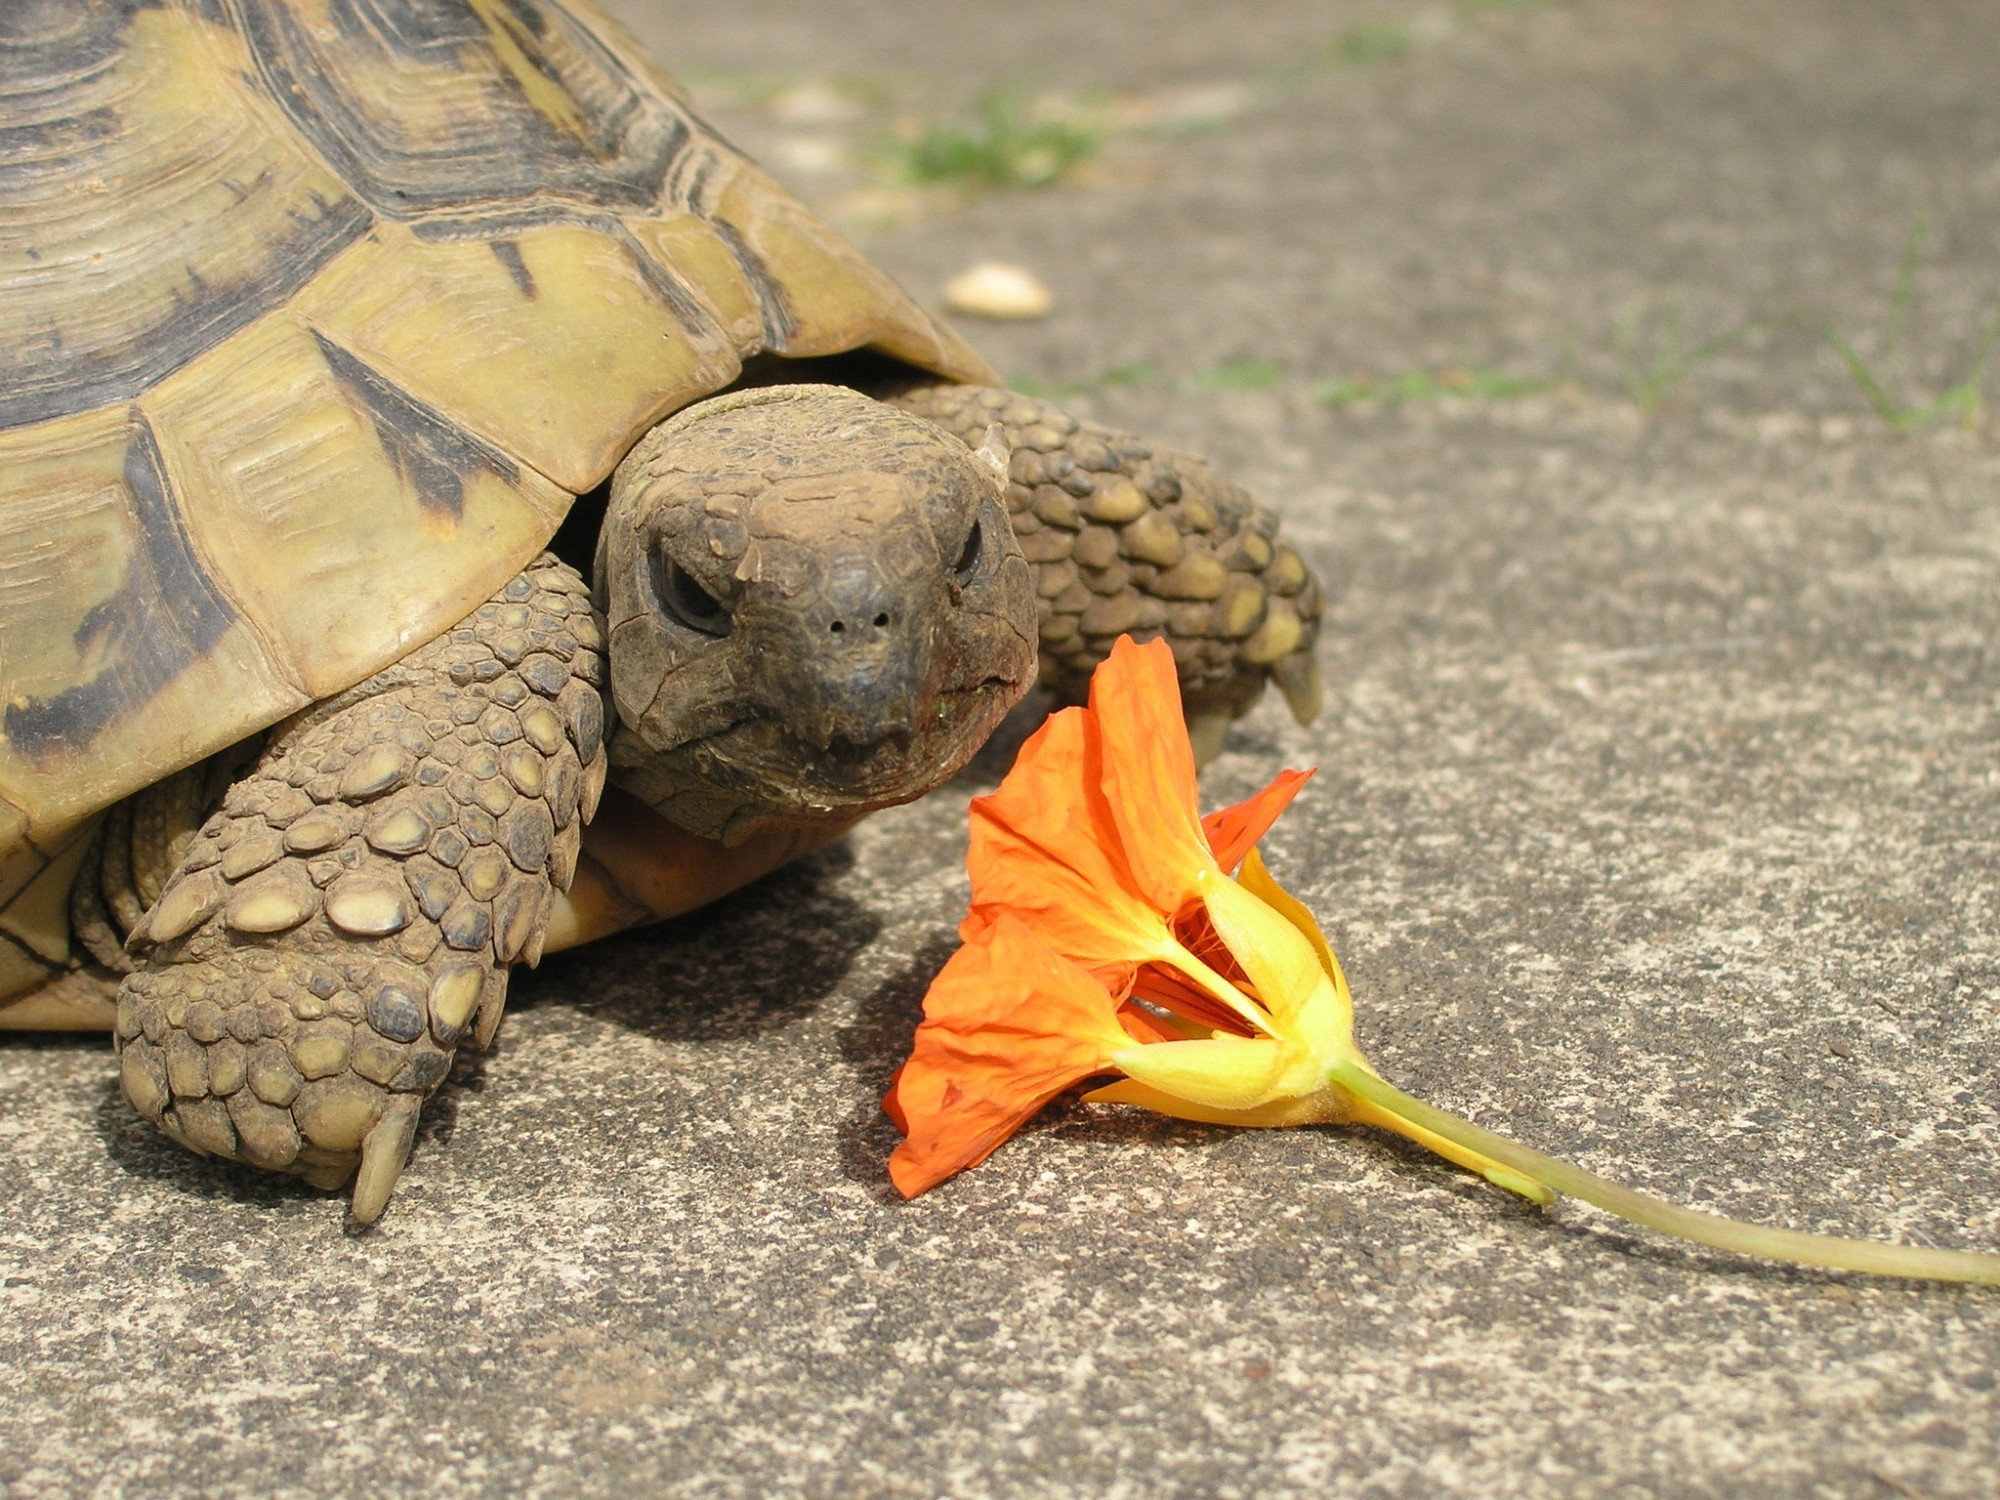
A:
[487,238,535,298]
[311,330,519,525]
[708,218,799,351]
[3,412,240,759]
[236,0,695,218]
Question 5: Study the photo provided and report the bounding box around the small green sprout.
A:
[1332,22,1416,65]
[886,93,1100,192]
[1012,362,1156,401]
[1820,218,2000,433]
[1612,301,1766,412]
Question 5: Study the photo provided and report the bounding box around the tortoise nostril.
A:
[827,611,892,637]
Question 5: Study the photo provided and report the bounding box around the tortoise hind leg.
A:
[115,554,606,1224]
[888,384,1326,760]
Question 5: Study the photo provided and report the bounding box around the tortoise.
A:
[0,0,1325,1223]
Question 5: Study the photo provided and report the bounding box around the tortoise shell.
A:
[0,0,990,996]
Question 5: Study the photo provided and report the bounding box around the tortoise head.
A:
[597,384,1038,844]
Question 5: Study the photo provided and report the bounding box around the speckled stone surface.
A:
[6,2,2000,1495]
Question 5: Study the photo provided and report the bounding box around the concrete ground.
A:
[6,1,2000,1494]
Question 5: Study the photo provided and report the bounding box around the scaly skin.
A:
[113,554,604,1223]
[890,384,1325,755]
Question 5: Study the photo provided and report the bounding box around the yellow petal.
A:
[1085,1077,1347,1129]
[1110,1034,1296,1111]
[1238,847,1345,990]
[1196,871,1327,1030]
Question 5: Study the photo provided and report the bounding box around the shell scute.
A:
[294,219,743,493]
[236,0,693,220]
[141,307,570,700]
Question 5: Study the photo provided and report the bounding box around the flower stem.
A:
[1329,1061,2000,1285]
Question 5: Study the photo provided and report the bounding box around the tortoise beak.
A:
[771,555,932,750]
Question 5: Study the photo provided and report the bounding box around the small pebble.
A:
[943,261,1053,320]
[768,82,862,126]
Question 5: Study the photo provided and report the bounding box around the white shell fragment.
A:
[943,261,1053,321]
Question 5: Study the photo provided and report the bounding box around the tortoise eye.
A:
[953,518,983,580]
[654,551,731,636]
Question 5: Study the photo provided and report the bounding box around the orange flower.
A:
[881,637,2000,1287]
[885,637,1318,1198]
[889,636,1528,1198]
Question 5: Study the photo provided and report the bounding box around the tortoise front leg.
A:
[115,554,605,1224]
[889,384,1325,760]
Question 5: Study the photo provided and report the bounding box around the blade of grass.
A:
[1883,217,1927,365]
[1011,361,1157,401]
[1617,304,1768,411]
[1822,324,1910,428]
[1313,367,1549,407]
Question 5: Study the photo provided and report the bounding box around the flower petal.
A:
[964,701,1170,965]
[1109,1033,1296,1112]
[1197,873,1331,1031]
[886,914,1135,1197]
[1088,636,1216,911]
[1085,1077,1346,1129]
[1202,768,1314,873]
[1128,962,1260,1038]
[1237,847,1344,988]
[1114,1001,1194,1045]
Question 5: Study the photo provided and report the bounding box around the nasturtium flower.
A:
[891,636,1538,1201]
[885,635,2000,1286]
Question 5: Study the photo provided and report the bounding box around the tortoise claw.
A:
[1187,709,1232,767]
[1271,651,1323,727]
[350,1095,422,1227]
